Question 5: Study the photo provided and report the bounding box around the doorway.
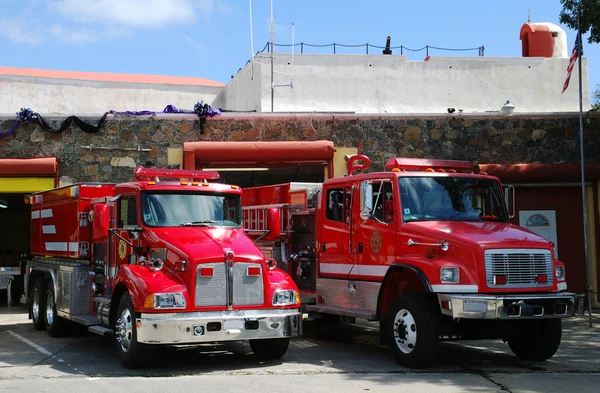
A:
[519,210,558,257]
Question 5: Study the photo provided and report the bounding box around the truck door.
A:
[318,186,356,279]
[356,179,396,281]
[110,195,140,275]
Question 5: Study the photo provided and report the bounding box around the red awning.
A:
[183,141,336,169]
[0,157,58,177]
[480,162,600,183]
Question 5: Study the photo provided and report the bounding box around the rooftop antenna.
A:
[249,0,254,59]
[270,0,274,112]
[528,9,531,23]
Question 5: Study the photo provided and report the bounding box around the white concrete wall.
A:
[212,60,262,112]
[222,53,590,114]
[0,76,222,115]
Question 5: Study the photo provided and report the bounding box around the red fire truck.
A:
[22,167,301,368]
[242,153,583,368]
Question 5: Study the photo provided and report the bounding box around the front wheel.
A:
[250,338,290,360]
[115,292,152,369]
[507,319,562,361]
[383,294,440,369]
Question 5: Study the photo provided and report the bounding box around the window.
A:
[119,196,138,228]
[526,214,550,227]
[371,181,394,223]
[398,177,507,222]
[141,192,241,227]
[326,187,351,223]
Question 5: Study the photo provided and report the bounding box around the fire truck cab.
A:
[243,154,582,368]
[22,167,301,368]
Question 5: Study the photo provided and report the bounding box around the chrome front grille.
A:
[485,249,553,288]
[195,262,227,307]
[195,261,264,307]
[233,263,264,306]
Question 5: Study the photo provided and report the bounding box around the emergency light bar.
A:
[385,158,478,173]
[135,167,220,182]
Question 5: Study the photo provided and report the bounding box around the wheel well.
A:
[110,283,129,328]
[377,265,434,319]
[28,270,51,296]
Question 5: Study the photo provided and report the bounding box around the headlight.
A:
[440,267,460,283]
[148,293,186,309]
[555,266,565,281]
[272,289,298,306]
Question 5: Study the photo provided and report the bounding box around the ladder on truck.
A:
[242,204,292,241]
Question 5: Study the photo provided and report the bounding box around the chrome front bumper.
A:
[437,292,584,320]
[136,309,302,344]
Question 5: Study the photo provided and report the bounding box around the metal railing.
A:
[258,42,485,56]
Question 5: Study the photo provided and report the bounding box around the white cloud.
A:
[0,17,44,44]
[47,0,215,28]
[48,24,128,44]
[182,34,207,52]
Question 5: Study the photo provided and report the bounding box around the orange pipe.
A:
[183,141,336,169]
[0,157,58,176]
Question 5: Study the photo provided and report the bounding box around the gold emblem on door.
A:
[370,231,382,254]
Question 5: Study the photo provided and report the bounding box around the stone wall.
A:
[1,112,600,184]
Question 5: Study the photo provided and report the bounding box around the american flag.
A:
[562,37,583,94]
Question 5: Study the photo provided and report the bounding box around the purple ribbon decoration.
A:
[0,108,37,137]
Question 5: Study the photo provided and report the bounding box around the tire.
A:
[114,292,152,369]
[250,338,290,360]
[507,319,562,361]
[45,280,69,337]
[383,294,440,369]
[31,278,46,331]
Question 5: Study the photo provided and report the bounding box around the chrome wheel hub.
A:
[32,288,40,321]
[116,308,133,352]
[45,291,54,326]
[393,308,417,354]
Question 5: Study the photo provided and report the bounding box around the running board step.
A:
[89,325,113,337]
[305,305,377,321]
[71,315,100,326]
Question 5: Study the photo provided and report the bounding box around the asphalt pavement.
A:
[1,305,599,392]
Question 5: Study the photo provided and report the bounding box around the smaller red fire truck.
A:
[22,167,301,368]
[242,153,583,368]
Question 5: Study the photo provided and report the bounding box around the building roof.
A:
[0,66,224,87]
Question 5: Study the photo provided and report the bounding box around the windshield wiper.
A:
[181,220,218,226]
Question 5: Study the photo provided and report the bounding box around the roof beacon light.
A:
[135,166,220,182]
[385,158,477,173]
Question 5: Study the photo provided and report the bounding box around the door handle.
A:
[358,243,363,253]
[321,243,326,252]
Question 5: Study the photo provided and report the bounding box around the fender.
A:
[29,267,58,300]
[376,263,433,319]
[114,265,188,311]
[265,267,301,308]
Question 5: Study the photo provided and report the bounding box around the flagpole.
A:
[576,1,593,328]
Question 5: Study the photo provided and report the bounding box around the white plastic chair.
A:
[0,276,13,307]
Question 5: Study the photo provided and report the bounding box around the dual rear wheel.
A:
[30,277,68,336]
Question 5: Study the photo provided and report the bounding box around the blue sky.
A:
[0,0,597,100]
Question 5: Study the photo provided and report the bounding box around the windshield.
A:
[141,192,242,227]
[398,176,507,223]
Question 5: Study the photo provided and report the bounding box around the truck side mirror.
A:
[263,207,282,241]
[504,185,515,219]
[92,204,110,242]
[360,181,373,220]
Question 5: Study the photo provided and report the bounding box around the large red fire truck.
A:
[22,167,301,368]
[242,153,583,368]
